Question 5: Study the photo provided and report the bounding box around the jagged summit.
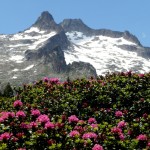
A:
[60,18,141,45]
[123,31,141,46]
[32,11,62,32]
[60,19,91,33]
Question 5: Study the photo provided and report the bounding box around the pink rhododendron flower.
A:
[136,134,147,141]
[16,111,26,118]
[49,78,59,84]
[91,124,98,128]
[115,111,123,117]
[31,109,41,117]
[117,121,126,128]
[43,77,49,82]
[17,148,26,150]
[92,144,104,150]
[16,132,24,139]
[88,117,97,124]
[74,126,84,133]
[138,74,144,78]
[68,115,79,123]
[0,112,8,122]
[127,130,132,135]
[11,136,18,142]
[0,112,15,122]
[29,122,38,128]
[69,130,80,137]
[111,127,122,134]
[0,132,12,141]
[82,132,97,139]
[13,100,23,107]
[36,114,50,123]
[0,117,4,123]
[20,122,29,129]
[45,122,55,129]
[119,133,125,141]
[8,112,15,118]
[55,122,64,128]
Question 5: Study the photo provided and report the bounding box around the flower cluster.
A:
[31,109,41,116]
[82,132,98,139]
[88,117,97,124]
[0,111,15,122]
[69,130,80,137]
[115,110,123,117]
[137,134,147,141]
[36,114,50,123]
[92,144,104,150]
[68,115,79,123]
[13,100,23,108]
[0,132,12,141]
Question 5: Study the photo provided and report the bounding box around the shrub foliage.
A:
[0,72,149,149]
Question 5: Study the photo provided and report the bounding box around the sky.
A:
[0,0,150,47]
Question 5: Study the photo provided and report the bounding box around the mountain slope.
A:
[0,11,150,85]
[60,19,150,75]
[0,12,97,85]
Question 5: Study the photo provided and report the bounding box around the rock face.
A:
[0,11,150,85]
[33,11,62,32]
[60,19,92,34]
[25,31,69,62]
[25,46,67,73]
[67,61,97,79]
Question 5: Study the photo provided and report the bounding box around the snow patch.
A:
[23,65,34,71]
[24,27,45,33]
[10,55,24,62]
[28,31,56,49]
[12,76,17,79]
[12,69,19,72]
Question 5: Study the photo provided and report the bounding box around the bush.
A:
[0,73,149,149]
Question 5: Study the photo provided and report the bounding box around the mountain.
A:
[60,19,150,75]
[0,11,150,85]
[0,11,97,86]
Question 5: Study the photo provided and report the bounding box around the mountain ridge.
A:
[60,19,141,46]
[0,11,150,86]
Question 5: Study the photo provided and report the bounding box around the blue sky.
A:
[0,0,150,46]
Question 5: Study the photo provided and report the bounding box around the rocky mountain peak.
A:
[123,31,141,46]
[33,11,61,31]
[60,19,91,33]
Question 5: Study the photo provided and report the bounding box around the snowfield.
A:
[64,31,150,75]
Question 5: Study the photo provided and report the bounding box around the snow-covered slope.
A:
[0,11,150,86]
[0,27,57,63]
[64,31,150,75]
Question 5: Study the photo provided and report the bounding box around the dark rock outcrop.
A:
[67,61,97,79]
[60,19,92,34]
[25,31,70,61]
[117,44,150,58]
[123,31,141,46]
[33,11,62,32]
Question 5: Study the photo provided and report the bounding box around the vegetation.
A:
[0,72,149,149]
